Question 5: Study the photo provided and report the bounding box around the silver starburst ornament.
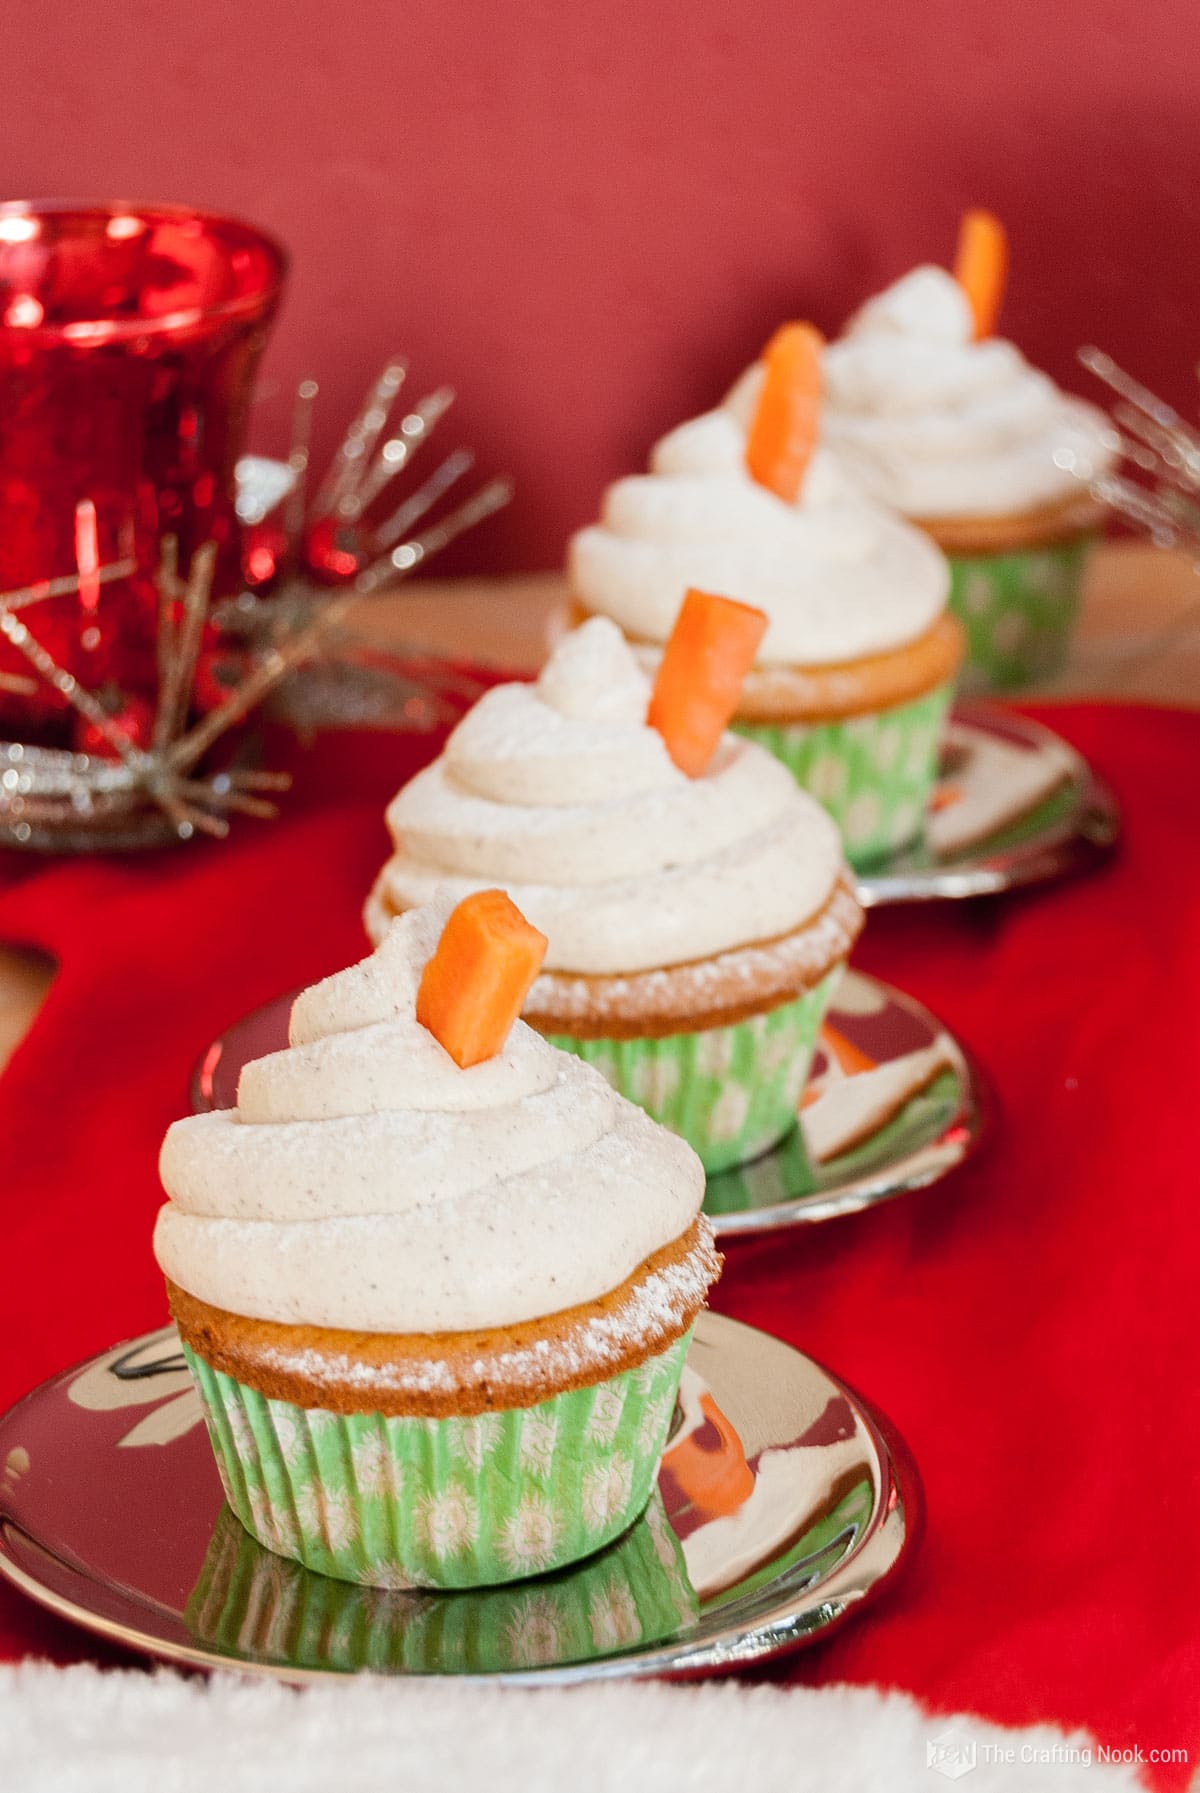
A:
[0,362,512,852]
[1070,347,1200,553]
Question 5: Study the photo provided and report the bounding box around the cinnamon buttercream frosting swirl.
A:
[368,618,850,980]
[154,898,707,1334]
[568,404,949,665]
[813,266,1117,519]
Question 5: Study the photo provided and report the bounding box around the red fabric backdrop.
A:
[1,700,1198,1786]
[9,0,1200,575]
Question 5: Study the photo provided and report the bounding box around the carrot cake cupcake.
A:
[567,329,962,867]
[156,893,720,1589]
[368,608,864,1172]
[819,212,1117,689]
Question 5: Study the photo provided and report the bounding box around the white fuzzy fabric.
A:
[1,1662,1150,1793]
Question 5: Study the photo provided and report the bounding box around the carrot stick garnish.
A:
[416,890,548,1068]
[648,588,768,777]
[745,321,824,502]
[954,209,1008,340]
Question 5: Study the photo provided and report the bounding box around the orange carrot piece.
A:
[661,1393,755,1518]
[954,209,1008,340]
[648,588,768,777]
[745,321,824,502]
[416,890,548,1068]
[818,1024,878,1080]
[929,783,964,813]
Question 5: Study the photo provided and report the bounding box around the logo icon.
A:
[927,1729,978,1780]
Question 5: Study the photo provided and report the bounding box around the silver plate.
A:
[0,1315,918,1682]
[194,969,986,1238]
[858,703,1120,906]
[703,973,987,1236]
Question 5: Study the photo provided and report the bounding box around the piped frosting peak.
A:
[155,899,705,1333]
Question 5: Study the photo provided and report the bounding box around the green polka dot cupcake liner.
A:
[733,684,954,870]
[187,1486,697,1673]
[182,1331,690,1592]
[547,969,841,1176]
[947,533,1096,692]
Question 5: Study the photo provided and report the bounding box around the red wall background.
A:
[8,0,1200,573]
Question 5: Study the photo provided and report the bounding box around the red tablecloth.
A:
[1,703,1197,1785]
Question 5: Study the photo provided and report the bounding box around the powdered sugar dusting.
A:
[524,877,862,1028]
[250,1221,720,1414]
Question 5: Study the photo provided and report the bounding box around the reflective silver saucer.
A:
[703,972,986,1236]
[858,703,1119,906]
[0,1314,918,1682]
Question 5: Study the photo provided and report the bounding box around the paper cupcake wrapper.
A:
[183,1331,691,1591]
[732,684,954,870]
[547,969,841,1176]
[187,1487,697,1673]
[947,534,1095,692]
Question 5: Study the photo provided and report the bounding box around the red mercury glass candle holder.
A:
[0,201,287,744]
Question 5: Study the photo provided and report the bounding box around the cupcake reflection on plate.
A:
[187,1489,697,1673]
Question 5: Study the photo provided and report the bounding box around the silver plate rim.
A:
[0,1313,919,1686]
[856,701,1120,908]
[706,975,990,1240]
